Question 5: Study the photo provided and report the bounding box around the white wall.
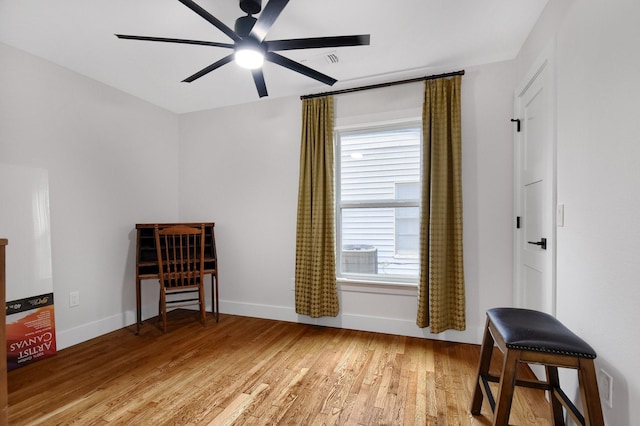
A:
[0,42,180,349]
[178,60,516,344]
[516,1,640,424]
[178,96,302,320]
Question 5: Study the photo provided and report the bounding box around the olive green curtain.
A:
[417,76,466,333]
[295,96,339,318]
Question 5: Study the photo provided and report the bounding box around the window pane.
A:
[337,124,421,282]
[340,129,421,202]
[341,207,419,278]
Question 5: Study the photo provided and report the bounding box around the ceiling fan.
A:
[116,0,370,98]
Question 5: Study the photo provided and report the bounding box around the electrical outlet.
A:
[599,369,613,408]
[69,291,80,308]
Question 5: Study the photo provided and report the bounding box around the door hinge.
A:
[511,118,521,132]
[516,216,521,229]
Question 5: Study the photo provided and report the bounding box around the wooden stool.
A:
[470,308,604,425]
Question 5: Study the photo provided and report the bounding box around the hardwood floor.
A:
[8,310,552,425]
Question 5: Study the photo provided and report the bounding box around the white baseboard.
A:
[55,299,483,350]
[221,300,482,345]
[56,311,137,350]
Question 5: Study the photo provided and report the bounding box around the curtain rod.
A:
[300,69,465,100]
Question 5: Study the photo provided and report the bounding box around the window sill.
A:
[337,278,418,296]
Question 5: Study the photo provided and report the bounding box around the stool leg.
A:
[546,365,566,425]
[578,359,605,426]
[493,348,520,426]
[471,317,495,415]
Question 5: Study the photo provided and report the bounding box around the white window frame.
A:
[335,119,422,286]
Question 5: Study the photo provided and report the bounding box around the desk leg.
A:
[212,271,219,322]
[136,278,142,334]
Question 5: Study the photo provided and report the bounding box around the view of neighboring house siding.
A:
[338,125,421,278]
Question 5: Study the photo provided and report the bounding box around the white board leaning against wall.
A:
[0,163,57,369]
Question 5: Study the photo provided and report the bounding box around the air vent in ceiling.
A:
[325,53,339,64]
[300,51,340,66]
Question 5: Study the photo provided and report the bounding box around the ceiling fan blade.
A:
[115,34,234,49]
[267,35,370,51]
[182,54,234,83]
[250,0,289,42]
[177,0,241,42]
[266,52,337,86]
[251,69,268,98]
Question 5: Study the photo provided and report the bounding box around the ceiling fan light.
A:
[235,48,264,69]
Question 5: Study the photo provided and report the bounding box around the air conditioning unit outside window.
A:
[341,244,378,274]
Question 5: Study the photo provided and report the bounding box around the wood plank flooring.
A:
[8,310,552,425]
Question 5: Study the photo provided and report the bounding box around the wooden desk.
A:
[135,223,218,333]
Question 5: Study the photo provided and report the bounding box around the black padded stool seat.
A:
[470,308,604,426]
[488,308,596,359]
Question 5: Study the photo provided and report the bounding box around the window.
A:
[336,121,421,283]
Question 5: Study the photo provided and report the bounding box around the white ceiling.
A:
[0,0,548,114]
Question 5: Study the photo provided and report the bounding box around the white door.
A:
[514,50,556,315]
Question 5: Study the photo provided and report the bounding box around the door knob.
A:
[527,238,547,250]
